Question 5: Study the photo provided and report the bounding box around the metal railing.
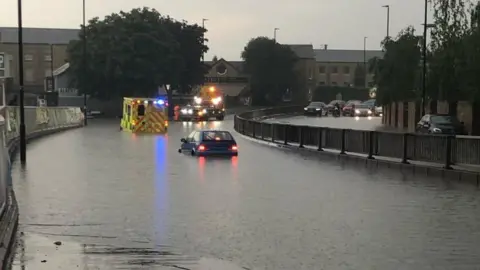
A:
[234,107,480,169]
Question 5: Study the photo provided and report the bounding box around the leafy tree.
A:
[241,37,298,105]
[429,0,470,113]
[67,8,208,116]
[369,27,422,105]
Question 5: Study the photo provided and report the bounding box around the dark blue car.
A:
[178,130,238,156]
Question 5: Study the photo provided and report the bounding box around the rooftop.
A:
[285,44,315,59]
[0,27,79,44]
[314,49,384,63]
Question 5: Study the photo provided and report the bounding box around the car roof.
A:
[199,129,231,133]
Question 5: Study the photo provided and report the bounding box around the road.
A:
[264,115,383,130]
[9,116,480,269]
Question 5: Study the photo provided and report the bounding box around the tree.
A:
[429,0,470,114]
[241,37,298,105]
[67,8,208,116]
[369,27,422,105]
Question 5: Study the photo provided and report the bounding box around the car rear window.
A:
[202,131,233,141]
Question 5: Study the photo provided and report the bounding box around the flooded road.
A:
[9,117,480,269]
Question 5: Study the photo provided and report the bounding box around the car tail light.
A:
[198,145,206,151]
[231,145,238,151]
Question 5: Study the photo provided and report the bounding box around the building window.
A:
[44,55,52,61]
[331,66,338,74]
[25,69,34,82]
[331,82,337,86]
[319,81,325,85]
[344,82,350,86]
[318,66,326,73]
[24,54,33,61]
[343,66,350,73]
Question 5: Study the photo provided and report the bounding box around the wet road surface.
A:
[9,116,480,269]
[264,115,382,130]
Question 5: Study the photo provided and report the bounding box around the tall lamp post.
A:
[50,44,54,90]
[82,0,88,126]
[17,0,26,163]
[274,28,279,42]
[363,36,368,88]
[382,5,390,38]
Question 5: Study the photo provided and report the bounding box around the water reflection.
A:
[154,135,169,246]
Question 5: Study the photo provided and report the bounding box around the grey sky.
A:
[1,0,433,60]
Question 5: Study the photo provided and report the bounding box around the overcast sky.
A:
[1,0,433,60]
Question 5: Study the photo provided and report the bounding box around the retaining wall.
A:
[0,106,84,268]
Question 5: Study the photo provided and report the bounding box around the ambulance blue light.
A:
[157,100,165,105]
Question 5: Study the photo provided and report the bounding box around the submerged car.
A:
[179,130,238,156]
[303,102,327,116]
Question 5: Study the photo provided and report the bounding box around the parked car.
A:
[416,114,466,135]
[304,102,327,116]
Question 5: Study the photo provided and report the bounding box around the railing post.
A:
[271,124,275,142]
[317,127,323,151]
[242,119,245,134]
[367,131,375,159]
[299,126,304,148]
[283,125,288,145]
[252,122,256,138]
[444,135,453,170]
[401,133,409,164]
[260,122,264,140]
[340,129,346,155]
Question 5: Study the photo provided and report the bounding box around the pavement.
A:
[7,116,480,269]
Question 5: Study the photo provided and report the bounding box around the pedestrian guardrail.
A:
[234,106,480,170]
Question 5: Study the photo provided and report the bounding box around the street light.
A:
[274,28,279,42]
[82,0,88,126]
[382,5,390,38]
[421,0,434,116]
[17,0,26,163]
[50,44,54,91]
[364,36,368,88]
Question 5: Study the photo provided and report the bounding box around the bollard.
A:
[299,126,304,148]
[260,122,265,140]
[283,125,288,145]
[401,133,409,164]
[317,127,323,151]
[367,131,375,159]
[444,136,453,170]
[271,124,275,142]
[340,129,346,155]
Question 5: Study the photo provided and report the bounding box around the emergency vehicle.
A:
[179,86,225,121]
[120,97,168,133]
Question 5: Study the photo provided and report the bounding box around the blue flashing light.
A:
[156,100,165,105]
